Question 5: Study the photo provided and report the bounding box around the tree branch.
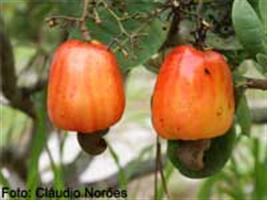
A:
[245,78,267,90]
[0,24,36,118]
[0,147,28,182]
[80,0,90,40]
[159,2,180,50]
[21,79,48,96]
[250,100,267,123]
[46,0,91,41]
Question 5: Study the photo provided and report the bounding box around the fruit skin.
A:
[152,45,235,140]
[167,126,236,178]
[47,39,125,133]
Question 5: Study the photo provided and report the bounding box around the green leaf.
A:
[254,162,267,199]
[226,156,246,199]
[232,0,266,57]
[0,171,10,188]
[236,95,252,136]
[115,20,166,72]
[108,144,127,190]
[206,33,243,51]
[252,138,267,199]
[57,0,82,17]
[157,161,174,200]
[259,0,267,36]
[53,165,65,200]
[26,91,48,200]
[45,146,65,198]
[197,174,224,199]
[69,2,167,73]
[247,0,259,10]
[125,0,163,13]
[256,53,267,75]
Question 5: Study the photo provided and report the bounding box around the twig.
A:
[93,7,102,24]
[45,143,57,172]
[159,0,202,50]
[0,23,36,118]
[107,143,127,188]
[80,0,90,40]
[249,100,267,123]
[154,136,169,199]
[111,5,167,54]
[100,0,130,37]
[158,138,169,198]
[244,78,267,90]
[103,0,168,57]
[99,0,144,57]
[194,0,211,49]
[20,48,45,73]
[46,0,91,41]
[179,8,198,17]
[0,147,28,181]
[159,4,181,50]
[21,79,48,95]
[46,15,79,24]
[196,0,203,27]
[154,136,160,200]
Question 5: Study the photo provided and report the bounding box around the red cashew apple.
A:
[151,45,235,140]
[47,39,125,134]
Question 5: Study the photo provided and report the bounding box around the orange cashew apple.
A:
[47,39,125,134]
[151,45,235,140]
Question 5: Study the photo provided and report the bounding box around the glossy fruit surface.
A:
[47,39,125,133]
[152,46,234,140]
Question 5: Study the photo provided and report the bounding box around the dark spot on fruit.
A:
[162,26,167,31]
[217,107,223,116]
[204,68,211,75]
